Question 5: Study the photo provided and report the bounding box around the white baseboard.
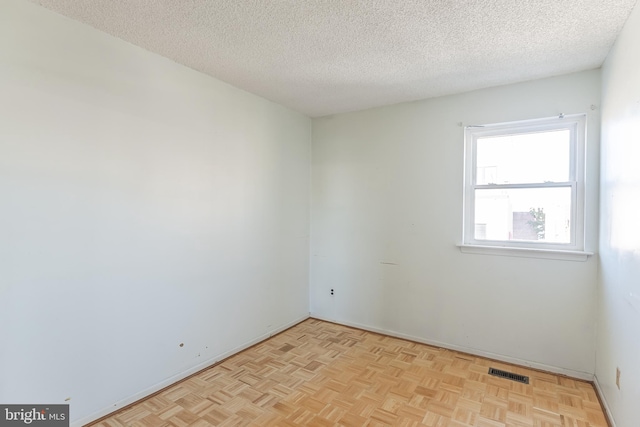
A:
[593,375,616,427]
[74,314,310,427]
[310,314,595,382]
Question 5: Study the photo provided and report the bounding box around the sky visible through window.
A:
[476,130,570,186]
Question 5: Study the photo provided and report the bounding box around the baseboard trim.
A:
[593,376,616,427]
[310,314,595,382]
[76,314,310,427]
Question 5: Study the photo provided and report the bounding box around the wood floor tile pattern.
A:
[92,319,608,427]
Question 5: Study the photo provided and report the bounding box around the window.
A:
[462,114,588,258]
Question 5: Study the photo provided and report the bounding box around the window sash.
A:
[467,183,577,248]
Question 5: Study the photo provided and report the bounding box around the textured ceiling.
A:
[28,0,637,117]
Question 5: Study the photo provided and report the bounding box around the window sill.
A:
[457,244,594,262]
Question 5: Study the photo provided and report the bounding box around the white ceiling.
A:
[28,0,637,117]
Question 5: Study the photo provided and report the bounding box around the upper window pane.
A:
[476,130,570,185]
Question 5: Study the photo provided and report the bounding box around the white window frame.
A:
[461,114,590,260]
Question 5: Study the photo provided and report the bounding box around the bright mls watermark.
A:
[1,405,68,427]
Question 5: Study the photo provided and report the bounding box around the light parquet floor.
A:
[92,319,608,427]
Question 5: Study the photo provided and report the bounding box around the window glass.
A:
[476,130,570,185]
[474,187,572,243]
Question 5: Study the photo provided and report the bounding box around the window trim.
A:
[462,114,588,254]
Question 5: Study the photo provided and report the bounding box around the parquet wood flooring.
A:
[91,319,608,427]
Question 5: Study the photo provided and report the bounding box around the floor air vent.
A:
[488,368,529,384]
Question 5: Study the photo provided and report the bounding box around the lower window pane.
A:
[474,187,572,244]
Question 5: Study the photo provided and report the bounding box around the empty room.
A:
[1,0,639,426]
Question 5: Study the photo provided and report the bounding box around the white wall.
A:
[597,2,640,425]
[0,1,310,425]
[311,70,601,378]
